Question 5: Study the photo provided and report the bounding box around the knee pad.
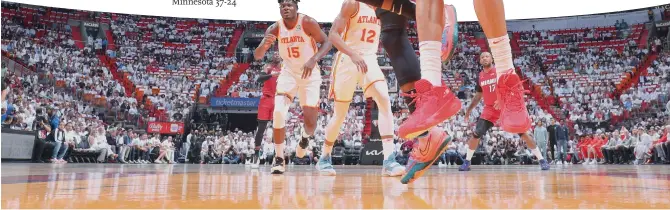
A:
[472,120,492,139]
[472,132,482,140]
[272,96,290,129]
[473,127,489,139]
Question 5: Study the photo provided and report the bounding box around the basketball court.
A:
[2,163,669,208]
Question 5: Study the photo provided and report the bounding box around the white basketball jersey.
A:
[342,3,381,56]
[277,14,318,72]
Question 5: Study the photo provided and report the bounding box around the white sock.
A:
[531,147,544,160]
[487,34,515,80]
[322,143,333,156]
[302,128,312,138]
[419,41,442,86]
[275,143,284,160]
[466,148,475,161]
[382,139,395,160]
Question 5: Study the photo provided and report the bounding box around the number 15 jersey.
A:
[277,13,318,74]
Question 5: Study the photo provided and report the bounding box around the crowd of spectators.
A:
[513,21,668,131]
[2,65,184,164]
[575,125,670,165]
[0,3,143,126]
[110,14,249,121]
[1,66,123,164]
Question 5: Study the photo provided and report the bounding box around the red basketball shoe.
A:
[441,4,458,62]
[400,127,452,184]
[398,79,461,139]
[496,71,531,133]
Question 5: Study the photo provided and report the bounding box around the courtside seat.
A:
[69,137,102,163]
[345,143,363,165]
[332,146,345,165]
[344,145,356,165]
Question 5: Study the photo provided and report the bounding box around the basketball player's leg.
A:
[380,28,416,94]
[474,0,531,133]
[519,132,550,170]
[318,100,349,175]
[252,97,274,168]
[252,120,269,167]
[459,118,494,171]
[415,0,443,86]
[362,56,405,176]
[397,1,461,140]
[254,119,270,149]
[295,109,318,159]
[473,0,514,79]
[318,55,356,175]
[296,74,321,159]
[380,28,420,110]
[271,73,298,174]
[271,95,290,173]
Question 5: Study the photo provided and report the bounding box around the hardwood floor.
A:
[2,163,669,208]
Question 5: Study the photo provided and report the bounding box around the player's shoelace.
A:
[400,90,433,113]
[497,79,528,113]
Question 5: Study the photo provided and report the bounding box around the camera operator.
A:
[490,142,505,165]
[31,107,51,163]
[223,144,240,164]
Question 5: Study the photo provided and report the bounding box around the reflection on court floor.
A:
[2,164,669,208]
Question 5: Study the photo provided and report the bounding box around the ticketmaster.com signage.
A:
[83,22,99,28]
[210,97,260,108]
[250,33,265,38]
[656,20,670,28]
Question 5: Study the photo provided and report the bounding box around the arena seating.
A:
[511,22,659,130]
[1,4,142,128]
[108,14,248,121]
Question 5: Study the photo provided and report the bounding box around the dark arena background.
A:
[1,0,670,208]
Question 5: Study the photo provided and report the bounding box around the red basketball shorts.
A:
[257,95,275,121]
[480,106,501,124]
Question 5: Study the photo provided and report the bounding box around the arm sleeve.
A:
[256,73,272,83]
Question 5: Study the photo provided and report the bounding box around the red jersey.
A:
[476,68,498,107]
[261,65,281,96]
[659,134,668,143]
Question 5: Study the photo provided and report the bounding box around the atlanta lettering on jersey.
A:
[357,16,380,25]
[480,78,497,86]
[280,36,306,44]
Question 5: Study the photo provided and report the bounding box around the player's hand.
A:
[271,71,280,76]
[494,100,501,110]
[262,34,277,48]
[350,53,367,73]
[464,110,471,123]
[301,58,317,79]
